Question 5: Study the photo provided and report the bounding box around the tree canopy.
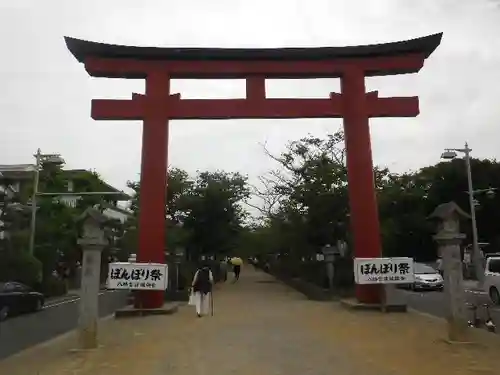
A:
[5,131,500,291]
[124,169,250,260]
[244,131,500,263]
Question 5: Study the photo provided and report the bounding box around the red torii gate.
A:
[65,33,442,309]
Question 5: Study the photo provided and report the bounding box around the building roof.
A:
[0,167,130,200]
[102,202,133,216]
[65,33,442,63]
[65,169,130,200]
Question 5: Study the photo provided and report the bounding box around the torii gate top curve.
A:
[65,33,442,308]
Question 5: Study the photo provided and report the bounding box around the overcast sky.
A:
[1,1,499,199]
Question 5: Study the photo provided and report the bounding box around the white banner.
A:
[354,257,414,284]
[107,262,168,291]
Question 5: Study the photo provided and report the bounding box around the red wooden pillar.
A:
[341,67,382,304]
[136,70,171,309]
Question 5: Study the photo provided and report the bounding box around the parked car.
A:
[0,282,45,321]
[484,256,500,305]
[398,263,443,291]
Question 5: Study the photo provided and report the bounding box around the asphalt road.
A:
[0,290,129,359]
[397,288,500,331]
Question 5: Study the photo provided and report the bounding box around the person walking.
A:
[219,258,228,282]
[230,257,243,282]
[191,263,214,317]
[233,264,241,281]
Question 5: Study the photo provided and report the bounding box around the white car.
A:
[484,256,500,305]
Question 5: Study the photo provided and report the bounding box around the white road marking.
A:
[465,289,487,295]
[43,290,115,309]
[43,298,79,309]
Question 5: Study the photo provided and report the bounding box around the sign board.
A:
[354,257,414,284]
[107,262,168,291]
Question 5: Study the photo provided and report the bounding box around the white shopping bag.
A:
[188,290,196,306]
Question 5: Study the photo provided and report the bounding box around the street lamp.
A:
[440,143,485,284]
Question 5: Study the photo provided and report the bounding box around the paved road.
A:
[0,290,129,359]
[397,288,500,330]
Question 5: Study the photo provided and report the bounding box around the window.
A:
[415,263,437,274]
[1,282,29,292]
[487,259,500,274]
[1,283,16,292]
[12,283,29,292]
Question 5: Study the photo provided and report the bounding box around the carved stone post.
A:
[76,208,109,350]
[322,244,338,291]
[428,202,471,343]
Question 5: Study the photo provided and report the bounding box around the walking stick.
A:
[210,290,214,316]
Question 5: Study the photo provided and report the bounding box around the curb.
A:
[44,294,80,307]
[407,307,445,322]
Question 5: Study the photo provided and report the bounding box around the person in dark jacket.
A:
[191,264,214,317]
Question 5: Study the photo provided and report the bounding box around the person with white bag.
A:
[189,263,214,317]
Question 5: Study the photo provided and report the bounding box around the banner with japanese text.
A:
[107,262,168,290]
[354,257,414,284]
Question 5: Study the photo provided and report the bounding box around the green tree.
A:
[30,162,126,278]
[0,180,30,254]
[125,168,194,254]
[248,132,351,259]
[0,180,42,285]
[246,131,500,267]
[183,171,249,258]
[377,171,435,260]
[125,168,250,259]
[72,170,118,210]
[375,157,500,261]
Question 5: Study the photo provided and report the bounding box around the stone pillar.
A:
[322,245,338,291]
[428,202,471,342]
[76,208,109,350]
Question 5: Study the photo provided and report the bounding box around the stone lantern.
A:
[322,244,339,291]
[428,201,471,343]
[76,208,109,349]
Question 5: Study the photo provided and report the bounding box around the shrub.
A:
[39,275,68,297]
[0,250,42,287]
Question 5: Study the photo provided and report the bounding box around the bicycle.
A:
[467,302,496,333]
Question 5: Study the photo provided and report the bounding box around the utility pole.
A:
[28,149,41,255]
[441,143,484,285]
[463,144,484,285]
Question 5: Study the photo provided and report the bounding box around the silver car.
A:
[412,263,444,291]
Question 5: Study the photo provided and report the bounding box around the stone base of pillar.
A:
[78,320,98,350]
[115,302,179,319]
[443,321,474,344]
[340,298,407,313]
